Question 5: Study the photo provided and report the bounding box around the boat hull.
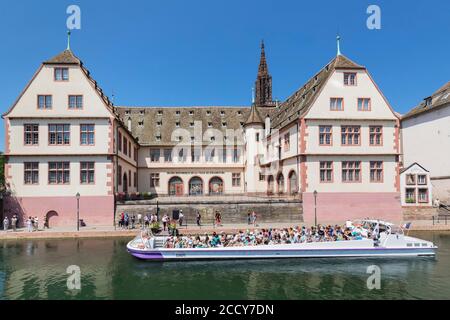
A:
[127,245,436,261]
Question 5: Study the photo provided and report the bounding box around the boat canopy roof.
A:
[356,219,395,227]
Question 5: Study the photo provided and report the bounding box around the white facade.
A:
[400,163,433,207]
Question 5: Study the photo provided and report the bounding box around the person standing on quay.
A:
[196,211,201,227]
[162,214,169,231]
[34,216,39,231]
[252,211,257,227]
[26,217,33,232]
[3,216,9,231]
[179,210,184,227]
[11,216,17,232]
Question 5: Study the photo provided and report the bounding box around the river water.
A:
[0,231,449,300]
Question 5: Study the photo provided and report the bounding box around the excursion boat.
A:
[126,220,437,261]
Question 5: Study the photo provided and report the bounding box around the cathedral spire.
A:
[254,40,274,107]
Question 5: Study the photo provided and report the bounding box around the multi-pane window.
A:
[418,189,429,203]
[164,149,172,162]
[118,132,122,152]
[24,162,39,185]
[150,173,160,187]
[341,126,360,145]
[319,126,332,146]
[134,172,137,188]
[256,133,260,142]
[284,133,290,151]
[405,188,416,203]
[370,161,383,183]
[150,149,160,162]
[123,137,128,155]
[178,148,186,162]
[330,98,344,111]
[128,142,131,158]
[418,175,427,185]
[68,95,83,109]
[48,162,70,184]
[38,95,52,109]
[358,98,371,111]
[320,161,333,183]
[118,165,122,186]
[344,73,357,86]
[259,172,265,181]
[134,147,138,161]
[233,147,240,163]
[232,173,241,187]
[54,68,69,81]
[406,174,416,185]
[205,148,215,162]
[129,170,132,187]
[80,162,95,184]
[48,124,70,145]
[80,124,95,145]
[342,161,361,182]
[24,124,39,145]
[369,126,382,146]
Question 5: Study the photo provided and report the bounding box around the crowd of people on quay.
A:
[2,215,49,232]
[162,223,377,249]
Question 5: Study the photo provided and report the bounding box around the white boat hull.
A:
[127,238,437,261]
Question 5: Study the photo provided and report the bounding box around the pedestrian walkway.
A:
[0,220,448,241]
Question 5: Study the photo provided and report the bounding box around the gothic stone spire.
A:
[255,40,273,107]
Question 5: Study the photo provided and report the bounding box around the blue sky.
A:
[0,0,449,151]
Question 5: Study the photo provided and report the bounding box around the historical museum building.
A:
[3,40,405,226]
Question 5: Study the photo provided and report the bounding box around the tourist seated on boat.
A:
[162,223,374,249]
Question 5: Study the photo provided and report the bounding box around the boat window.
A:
[407,243,413,247]
[414,243,420,247]
[422,243,428,247]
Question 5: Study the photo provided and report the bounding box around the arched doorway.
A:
[45,211,59,228]
[277,173,285,194]
[209,177,224,195]
[267,175,274,194]
[189,177,203,196]
[123,173,128,193]
[288,171,298,195]
[169,176,184,196]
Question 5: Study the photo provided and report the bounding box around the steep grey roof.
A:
[403,81,450,120]
[43,49,81,65]
[271,54,365,129]
[116,106,276,145]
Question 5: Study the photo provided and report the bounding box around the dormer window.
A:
[210,136,216,142]
[157,110,163,115]
[220,111,225,116]
[425,97,432,107]
[237,111,242,115]
[344,73,357,86]
[54,68,69,81]
[175,110,181,116]
[140,110,145,115]
[222,122,227,127]
[189,111,194,116]
[189,122,194,127]
[175,122,180,128]
[157,121,162,127]
[208,122,213,128]
[125,110,130,115]
[138,121,144,126]
[156,135,161,141]
[206,111,211,116]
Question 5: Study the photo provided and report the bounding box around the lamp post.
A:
[76,192,80,231]
[313,190,318,227]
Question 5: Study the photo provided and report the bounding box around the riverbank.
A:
[1,220,449,240]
